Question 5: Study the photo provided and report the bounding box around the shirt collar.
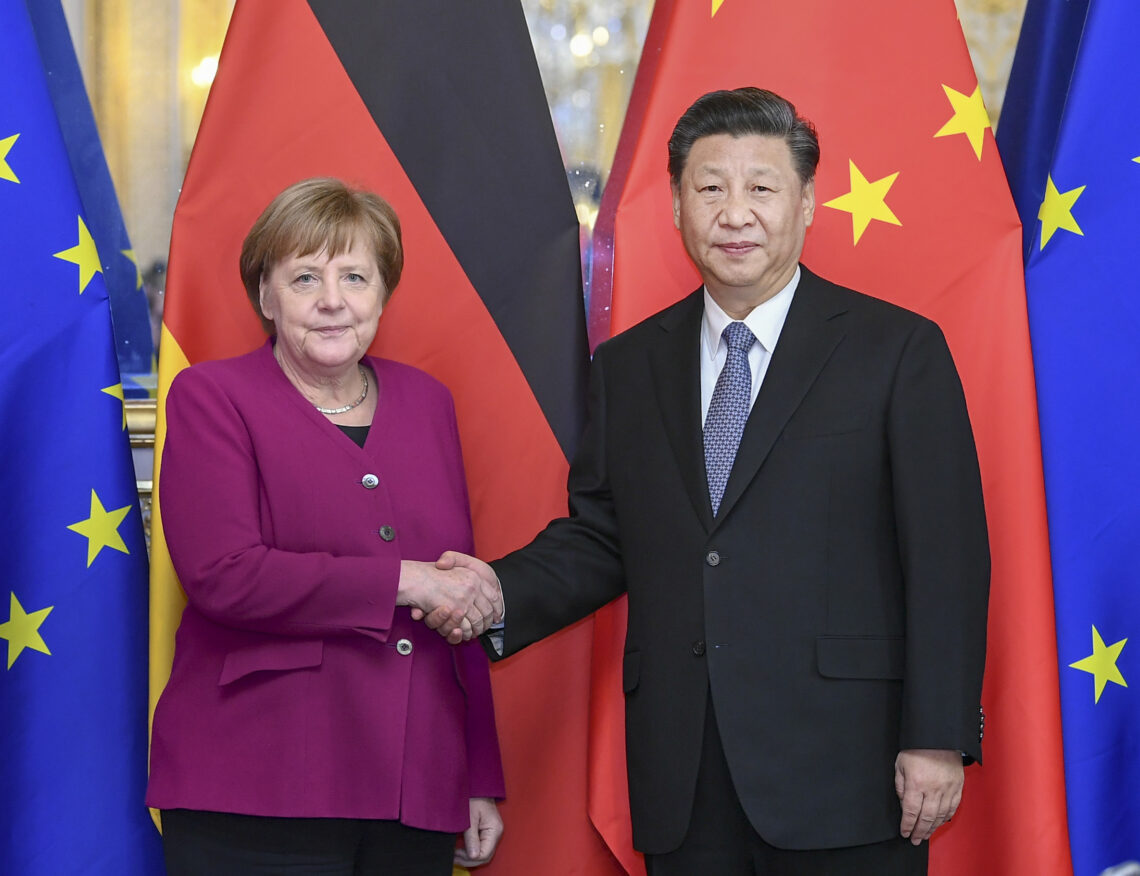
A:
[701,266,800,358]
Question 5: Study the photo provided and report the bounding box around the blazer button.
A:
[396,638,413,656]
[378,525,395,542]
[691,640,706,657]
[705,550,721,567]
[361,473,379,489]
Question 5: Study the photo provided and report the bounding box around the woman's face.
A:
[259,237,384,378]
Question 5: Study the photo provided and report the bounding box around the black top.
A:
[336,424,370,448]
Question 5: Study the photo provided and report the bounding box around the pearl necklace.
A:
[314,364,369,415]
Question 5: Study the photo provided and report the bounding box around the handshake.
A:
[397,551,504,644]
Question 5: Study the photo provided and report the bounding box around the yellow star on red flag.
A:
[823,160,902,245]
[712,0,727,15]
[934,84,991,160]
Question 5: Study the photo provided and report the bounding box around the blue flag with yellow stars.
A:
[996,0,1091,262]
[1010,0,1140,872]
[24,0,156,392]
[0,2,163,872]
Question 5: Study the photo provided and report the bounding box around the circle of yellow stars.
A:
[0,484,135,670]
[0,130,140,670]
[3,131,140,293]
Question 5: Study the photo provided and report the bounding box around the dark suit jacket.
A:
[148,341,504,831]
[491,267,988,853]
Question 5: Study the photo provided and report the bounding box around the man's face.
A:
[672,133,815,314]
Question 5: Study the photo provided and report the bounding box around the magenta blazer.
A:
[147,341,504,832]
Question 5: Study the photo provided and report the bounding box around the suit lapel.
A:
[649,290,714,531]
[713,269,849,527]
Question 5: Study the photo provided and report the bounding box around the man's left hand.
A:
[894,748,964,845]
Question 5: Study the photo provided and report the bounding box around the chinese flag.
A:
[588,2,1072,874]
[149,1,624,873]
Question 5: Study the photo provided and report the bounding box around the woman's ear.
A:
[258,273,274,321]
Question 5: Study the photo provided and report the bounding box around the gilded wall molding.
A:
[127,398,155,545]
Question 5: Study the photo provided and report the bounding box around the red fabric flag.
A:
[150,1,624,873]
[588,2,1072,874]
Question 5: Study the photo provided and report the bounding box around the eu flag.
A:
[996,0,1090,262]
[0,2,163,872]
[1009,0,1140,872]
[25,0,156,391]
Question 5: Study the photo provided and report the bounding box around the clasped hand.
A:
[397,553,502,644]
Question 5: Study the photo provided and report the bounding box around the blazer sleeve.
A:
[888,319,990,762]
[454,639,506,798]
[490,343,628,658]
[160,365,398,640]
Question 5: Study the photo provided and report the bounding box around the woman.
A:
[147,178,504,875]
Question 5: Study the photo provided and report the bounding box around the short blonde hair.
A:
[239,178,403,333]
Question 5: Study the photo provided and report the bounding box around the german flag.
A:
[150,2,623,873]
[588,2,1071,875]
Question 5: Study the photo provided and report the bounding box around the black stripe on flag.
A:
[308,0,588,461]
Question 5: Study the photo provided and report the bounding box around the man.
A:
[434,87,989,875]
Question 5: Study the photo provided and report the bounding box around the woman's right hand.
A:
[397,558,500,642]
[454,797,504,868]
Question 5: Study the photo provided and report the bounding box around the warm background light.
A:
[190,54,217,87]
[569,31,593,58]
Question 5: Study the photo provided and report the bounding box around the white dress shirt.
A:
[700,267,800,424]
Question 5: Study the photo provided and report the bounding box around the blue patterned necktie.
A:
[704,321,756,516]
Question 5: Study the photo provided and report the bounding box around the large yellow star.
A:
[121,248,143,289]
[0,133,19,183]
[102,382,127,429]
[1038,175,1085,250]
[712,0,727,14]
[53,216,103,294]
[67,489,132,567]
[934,84,992,160]
[1070,625,1127,704]
[0,592,53,670]
[823,160,902,245]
